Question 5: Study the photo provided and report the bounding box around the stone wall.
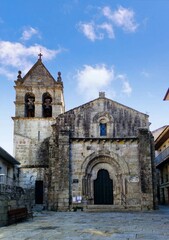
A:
[48,128,70,211]
[0,196,8,226]
[70,139,139,205]
[48,133,155,211]
[13,118,54,189]
[57,97,149,138]
[0,185,33,226]
[138,128,156,210]
[48,97,156,211]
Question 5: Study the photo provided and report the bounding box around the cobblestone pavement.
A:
[0,206,169,240]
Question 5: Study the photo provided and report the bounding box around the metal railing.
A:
[155,146,169,166]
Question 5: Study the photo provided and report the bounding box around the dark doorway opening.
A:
[35,180,43,204]
[94,169,113,205]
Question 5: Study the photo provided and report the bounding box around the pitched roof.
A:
[16,58,57,87]
[163,88,169,100]
[152,126,168,140]
[0,147,20,165]
[152,125,169,149]
[59,95,148,118]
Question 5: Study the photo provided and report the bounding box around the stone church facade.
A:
[13,56,156,211]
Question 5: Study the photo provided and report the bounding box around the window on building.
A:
[25,93,35,117]
[42,93,52,117]
[100,123,107,136]
[161,172,164,184]
[166,166,168,182]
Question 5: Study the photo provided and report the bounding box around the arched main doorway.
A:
[94,169,113,205]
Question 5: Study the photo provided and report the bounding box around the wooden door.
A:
[94,169,113,205]
[35,180,43,204]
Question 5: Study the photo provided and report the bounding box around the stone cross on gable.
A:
[38,52,43,61]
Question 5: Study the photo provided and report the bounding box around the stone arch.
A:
[82,152,129,205]
[42,92,52,117]
[25,92,35,117]
[81,150,130,176]
[93,112,114,138]
[93,111,114,123]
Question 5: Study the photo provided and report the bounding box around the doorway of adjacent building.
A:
[35,180,43,204]
[94,169,113,204]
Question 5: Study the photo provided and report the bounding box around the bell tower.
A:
[13,54,65,206]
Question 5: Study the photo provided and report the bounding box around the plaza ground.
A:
[0,206,169,240]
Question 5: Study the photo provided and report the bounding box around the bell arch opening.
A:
[25,92,35,117]
[42,92,52,117]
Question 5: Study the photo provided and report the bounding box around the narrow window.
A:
[100,123,107,136]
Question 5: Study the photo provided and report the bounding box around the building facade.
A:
[153,89,169,205]
[0,146,20,226]
[48,92,156,211]
[153,126,169,205]
[13,57,156,211]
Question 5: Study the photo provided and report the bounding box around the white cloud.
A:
[78,22,103,41]
[116,74,132,96]
[78,5,138,41]
[98,23,115,39]
[0,41,62,79]
[75,65,132,100]
[21,27,40,41]
[102,6,138,32]
[122,80,132,95]
[78,21,115,41]
[75,64,115,99]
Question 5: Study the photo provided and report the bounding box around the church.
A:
[13,55,156,211]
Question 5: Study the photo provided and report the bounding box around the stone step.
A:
[85,204,126,212]
[33,204,44,212]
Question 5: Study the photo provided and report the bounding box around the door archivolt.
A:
[90,163,121,203]
[81,151,129,176]
[82,158,123,205]
[90,163,116,181]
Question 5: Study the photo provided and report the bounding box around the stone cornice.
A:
[20,164,49,168]
[12,117,56,120]
[70,137,138,143]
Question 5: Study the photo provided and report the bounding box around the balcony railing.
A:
[155,146,169,166]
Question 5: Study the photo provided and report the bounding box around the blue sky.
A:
[0,0,169,155]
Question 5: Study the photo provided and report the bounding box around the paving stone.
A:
[0,206,169,240]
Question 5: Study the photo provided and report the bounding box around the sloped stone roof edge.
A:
[0,146,20,165]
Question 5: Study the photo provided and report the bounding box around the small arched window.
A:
[100,123,107,136]
[25,93,35,117]
[42,93,52,117]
